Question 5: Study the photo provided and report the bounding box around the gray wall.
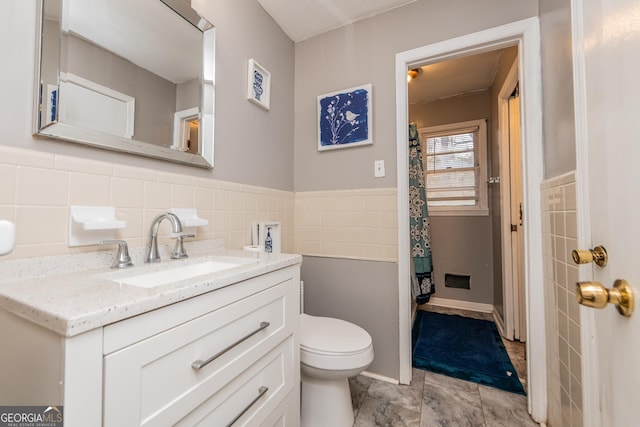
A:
[176,79,200,112]
[294,0,539,192]
[301,256,399,379]
[430,217,494,304]
[409,92,494,304]
[409,91,491,128]
[66,35,177,148]
[3,0,547,382]
[539,0,576,178]
[294,0,538,379]
[2,0,295,191]
[198,0,294,189]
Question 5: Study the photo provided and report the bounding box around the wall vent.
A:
[445,273,471,289]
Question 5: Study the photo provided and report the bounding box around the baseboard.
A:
[360,370,400,385]
[425,297,494,314]
[493,309,506,337]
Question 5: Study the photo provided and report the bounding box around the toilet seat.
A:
[300,314,374,371]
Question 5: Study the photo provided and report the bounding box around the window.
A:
[419,119,488,216]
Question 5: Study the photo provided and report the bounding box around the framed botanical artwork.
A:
[247,59,271,110]
[317,84,372,151]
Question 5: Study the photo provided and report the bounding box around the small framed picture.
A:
[247,59,271,110]
[317,84,372,151]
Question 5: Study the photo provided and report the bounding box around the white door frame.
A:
[395,17,546,421]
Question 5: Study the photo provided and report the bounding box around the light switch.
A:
[374,160,385,178]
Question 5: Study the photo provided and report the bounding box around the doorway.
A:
[407,45,528,373]
[395,17,545,422]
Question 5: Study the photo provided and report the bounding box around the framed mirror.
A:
[34,0,215,168]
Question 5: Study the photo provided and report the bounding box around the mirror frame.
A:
[33,0,216,168]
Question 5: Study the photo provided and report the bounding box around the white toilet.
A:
[299,313,374,427]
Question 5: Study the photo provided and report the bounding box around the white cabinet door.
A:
[176,338,295,426]
[103,281,294,426]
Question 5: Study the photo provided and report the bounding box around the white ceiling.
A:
[257,0,417,42]
[61,0,203,84]
[258,0,507,103]
[408,50,507,104]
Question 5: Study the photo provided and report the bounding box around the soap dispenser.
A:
[265,229,273,253]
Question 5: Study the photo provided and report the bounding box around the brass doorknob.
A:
[575,279,634,317]
[572,246,607,267]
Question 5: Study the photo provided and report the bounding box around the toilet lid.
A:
[300,314,372,355]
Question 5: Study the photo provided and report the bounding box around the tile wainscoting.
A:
[541,171,583,427]
[0,146,294,259]
[0,146,397,263]
[295,189,398,262]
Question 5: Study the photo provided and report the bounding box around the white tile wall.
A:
[0,146,294,259]
[0,146,397,263]
[295,189,398,262]
[541,171,583,427]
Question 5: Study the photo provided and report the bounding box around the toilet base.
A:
[301,372,354,427]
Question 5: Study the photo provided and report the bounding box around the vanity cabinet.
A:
[0,263,300,426]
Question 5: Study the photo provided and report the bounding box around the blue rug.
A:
[412,310,525,395]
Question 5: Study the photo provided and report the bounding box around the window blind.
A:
[421,126,480,207]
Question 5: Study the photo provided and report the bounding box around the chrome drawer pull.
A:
[225,386,268,427]
[191,321,270,370]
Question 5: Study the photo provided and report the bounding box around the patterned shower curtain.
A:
[409,124,435,304]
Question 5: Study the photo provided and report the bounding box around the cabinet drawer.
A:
[103,280,295,427]
[175,337,294,426]
[103,266,297,354]
[256,390,299,427]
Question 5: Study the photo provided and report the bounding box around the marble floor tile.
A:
[350,375,374,417]
[349,307,534,426]
[479,385,538,427]
[355,396,421,427]
[501,338,527,388]
[412,368,426,384]
[367,375,424,413]
[350,370,533,427]
[422,371,478,394]
[421,373,485,427]
[478,385,537,427]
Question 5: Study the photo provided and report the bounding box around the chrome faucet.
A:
[100,239,134,269]
[144,213,183,263]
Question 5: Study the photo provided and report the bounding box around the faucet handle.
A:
[100,239,134,269]
[171,233,195,259]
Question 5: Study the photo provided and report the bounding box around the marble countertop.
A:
[0,240,302,337]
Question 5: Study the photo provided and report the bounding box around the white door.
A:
[508,92,526,342]
[574,0,640,425]
[497,67,527,343]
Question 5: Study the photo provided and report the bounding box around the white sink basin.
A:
[113,259,254,288]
